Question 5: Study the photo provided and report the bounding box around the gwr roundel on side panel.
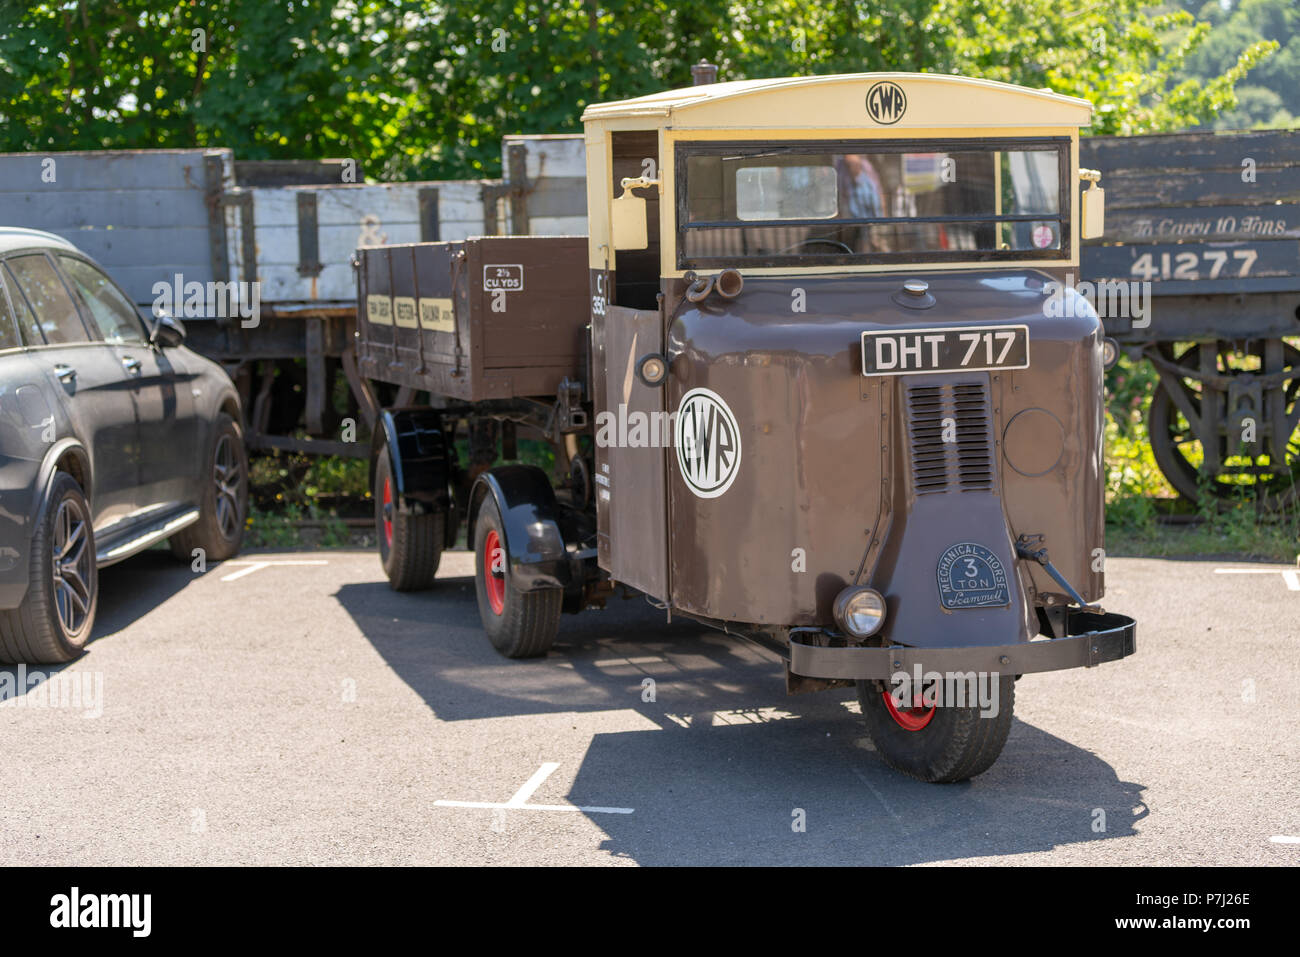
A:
[675,388,742,499]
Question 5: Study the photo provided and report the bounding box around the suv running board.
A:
[96,508,201,567]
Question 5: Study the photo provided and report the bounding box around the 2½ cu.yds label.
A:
[483,265,524,292]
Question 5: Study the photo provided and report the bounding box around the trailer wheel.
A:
[857,676,1015,783]
[473,496,561,658]
[374,451,443,591]
[1148,341,1300,509]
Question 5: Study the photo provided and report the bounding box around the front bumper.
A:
[788,610,1136,680]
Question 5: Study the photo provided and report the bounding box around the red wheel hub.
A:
[381,477,393,549]
[483,529,506,615]
[882,690,936,731]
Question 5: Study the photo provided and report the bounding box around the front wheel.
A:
[857,675,1015,782]
[170,413,248,562]
[473,495,561,658]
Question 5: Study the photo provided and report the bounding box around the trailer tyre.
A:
[473,496,561,658]
[857,675,1015,783]
[375,451,443,591]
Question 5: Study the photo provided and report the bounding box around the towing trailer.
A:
[366,73,1142,782]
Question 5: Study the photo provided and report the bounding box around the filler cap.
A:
[893,279,936,309]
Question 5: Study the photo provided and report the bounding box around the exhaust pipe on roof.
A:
[691,60,718,85]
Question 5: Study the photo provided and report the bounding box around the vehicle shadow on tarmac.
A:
[0,549,195,695]
[336,573,1149,865]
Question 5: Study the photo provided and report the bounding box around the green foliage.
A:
[0,1,420,178]
[1172,0,1300,129]
[0,1,1281,180]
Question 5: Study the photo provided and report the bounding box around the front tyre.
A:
[857,675,1015,783]
[0,472,98,664]
[170,413,248,562]
[473,495,561,658]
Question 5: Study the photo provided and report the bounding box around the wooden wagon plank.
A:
[1100,168,1300,209]
[1094,204,1300,244]
[0,148,234,191]
[1083,238,1300,295]
[504,134,587,181]
[1081,130,1300,173]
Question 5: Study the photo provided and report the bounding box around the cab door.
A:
[56,254,200,512]
[593,303,669,601]
[1,252,139,532]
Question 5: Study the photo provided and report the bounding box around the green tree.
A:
[0,1,420,178]
[0,0,1281,181]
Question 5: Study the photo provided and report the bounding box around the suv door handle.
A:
[121,356,142,373]
[54,364,76,383]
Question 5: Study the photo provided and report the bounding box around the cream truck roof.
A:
[581,72,1092,130]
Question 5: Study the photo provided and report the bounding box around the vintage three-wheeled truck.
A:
[355,73,1138,782]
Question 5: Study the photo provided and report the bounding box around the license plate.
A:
[860,324,1030,377]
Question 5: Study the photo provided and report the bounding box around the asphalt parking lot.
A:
[1,548,1296,866]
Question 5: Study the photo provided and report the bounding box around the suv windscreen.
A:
[58,255,147,344]
[3,254,92,345]
[679,139,1069,268]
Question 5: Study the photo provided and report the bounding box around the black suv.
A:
[0,227,248,663]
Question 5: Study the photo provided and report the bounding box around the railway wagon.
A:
[1079,130,1300,507]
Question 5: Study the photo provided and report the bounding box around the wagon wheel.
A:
[1147,341,1300,509]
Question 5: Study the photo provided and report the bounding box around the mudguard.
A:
[0,439,91,608]
[371,409,451,513]
[468,465,578,593]
[32,438,92,521]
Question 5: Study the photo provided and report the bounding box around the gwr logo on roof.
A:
[866,81,907,125]
[675,388,741,499]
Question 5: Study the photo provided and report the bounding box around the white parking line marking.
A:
[1213,567,1300,592]
[219,560,329,582]
[507,761,560,806]
[435,763,634,815]
[1269,835,1300,844]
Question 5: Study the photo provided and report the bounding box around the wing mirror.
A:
[611,176,658,251]
[1079,169,1105,240]
[151,312,187,347]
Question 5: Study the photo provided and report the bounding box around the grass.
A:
[245,446,371,549]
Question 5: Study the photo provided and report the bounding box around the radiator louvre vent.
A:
[905,381,995,495]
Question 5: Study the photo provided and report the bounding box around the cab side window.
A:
[58,255,147,345]
[3,254,91,345]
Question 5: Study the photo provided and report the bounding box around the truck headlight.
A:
[833,586,887,638]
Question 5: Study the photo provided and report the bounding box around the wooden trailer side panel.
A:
[356,235,590,401]
[469,236,591,399]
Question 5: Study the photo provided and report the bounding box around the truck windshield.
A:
[677,138,1070,268]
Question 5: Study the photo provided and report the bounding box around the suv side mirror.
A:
[151,312,187,347]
